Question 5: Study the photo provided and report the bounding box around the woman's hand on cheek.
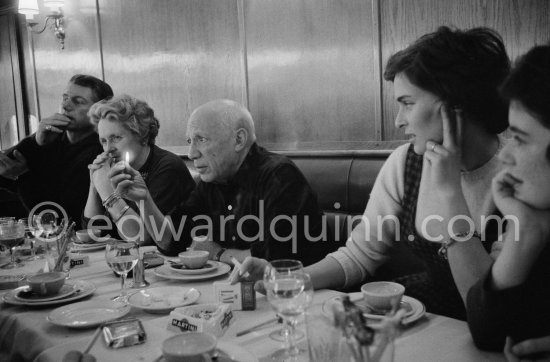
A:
[491,169,522,216]
[423,105,463,196]
[492,170,550,247]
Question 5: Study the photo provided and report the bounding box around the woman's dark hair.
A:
[69,74,113,102]
[500,44,550,160]
[384,26,511,134]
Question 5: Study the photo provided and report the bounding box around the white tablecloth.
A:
[0,249,505,362]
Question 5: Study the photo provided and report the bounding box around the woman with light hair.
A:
[83,94,195,244]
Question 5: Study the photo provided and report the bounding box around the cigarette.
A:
[229,257,250,281]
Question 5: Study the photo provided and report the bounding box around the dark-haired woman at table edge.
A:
[466,44,550,357]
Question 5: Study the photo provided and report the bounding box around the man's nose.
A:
[61,99,71,111]
[188,142,200,160]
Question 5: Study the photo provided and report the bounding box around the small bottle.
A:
[131,257,149,288]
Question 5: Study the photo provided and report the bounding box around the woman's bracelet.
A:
[113,205,131,223]
[438,231,481,259]
[102,192,121,209]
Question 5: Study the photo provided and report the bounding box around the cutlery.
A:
[83,325,103,354]
[235,317,280,337]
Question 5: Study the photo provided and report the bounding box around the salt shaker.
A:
[132,258,149,288]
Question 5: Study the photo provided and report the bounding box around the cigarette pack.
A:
[213,281,256,310]
[168,303,233,337]
[102,318,146,348]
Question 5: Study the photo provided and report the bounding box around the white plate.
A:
[154,341,258,362]
[128,286,200,313]
[14,283,77,302]
[71,243,106,252]
[72,241,107,247]
[47,299,131,328]
[2,280,96,307]
[322,292,426,325]
[154,261,231,282]
[169,260,218,275]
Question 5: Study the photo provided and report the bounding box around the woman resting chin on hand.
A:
[466,44,550,353]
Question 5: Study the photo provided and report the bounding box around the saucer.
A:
[154,262,231,282]
[14,283,77,302]
[3,280,96,307]
[169,261,217,275]
[128,286,200,313]
[322,292,426,325]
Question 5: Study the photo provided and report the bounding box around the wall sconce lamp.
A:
[18,0,66,49]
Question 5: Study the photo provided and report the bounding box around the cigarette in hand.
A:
[229,257,250,282]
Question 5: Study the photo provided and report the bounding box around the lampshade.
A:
[44,0,64,9]
[18,0,39,19]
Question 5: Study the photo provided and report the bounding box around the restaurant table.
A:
[0,248,506,362]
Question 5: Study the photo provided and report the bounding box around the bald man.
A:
[110,99,336,266]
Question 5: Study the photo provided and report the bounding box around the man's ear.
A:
[234,128,248,151]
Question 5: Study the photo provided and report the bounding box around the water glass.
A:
[264,259,313,362]
[105,240,139,303]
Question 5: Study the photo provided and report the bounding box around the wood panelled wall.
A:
[19,0,550,153]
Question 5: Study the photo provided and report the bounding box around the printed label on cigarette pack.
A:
[213,281,256,310]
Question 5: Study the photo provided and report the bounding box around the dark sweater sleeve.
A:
[466,266,529,351]
[248,163,335,266]
[155,186,204,256]
[146,154,195,215]
[0,135,41,191]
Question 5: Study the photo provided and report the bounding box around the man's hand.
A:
[505,336,550,362]
[229,256,269,294]
[230,256,268,283]
[0,150,28,180]
[36,113,71,146]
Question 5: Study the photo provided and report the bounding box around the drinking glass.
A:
[264,260,304,342]
[264,259,313,362]
[0,220,26,269]
[105,240,139,303]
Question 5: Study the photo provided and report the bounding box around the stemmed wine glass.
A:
[264,259,314,362]
[0,220,26,269]
[264,260,304,342]
[105,240,139,303]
